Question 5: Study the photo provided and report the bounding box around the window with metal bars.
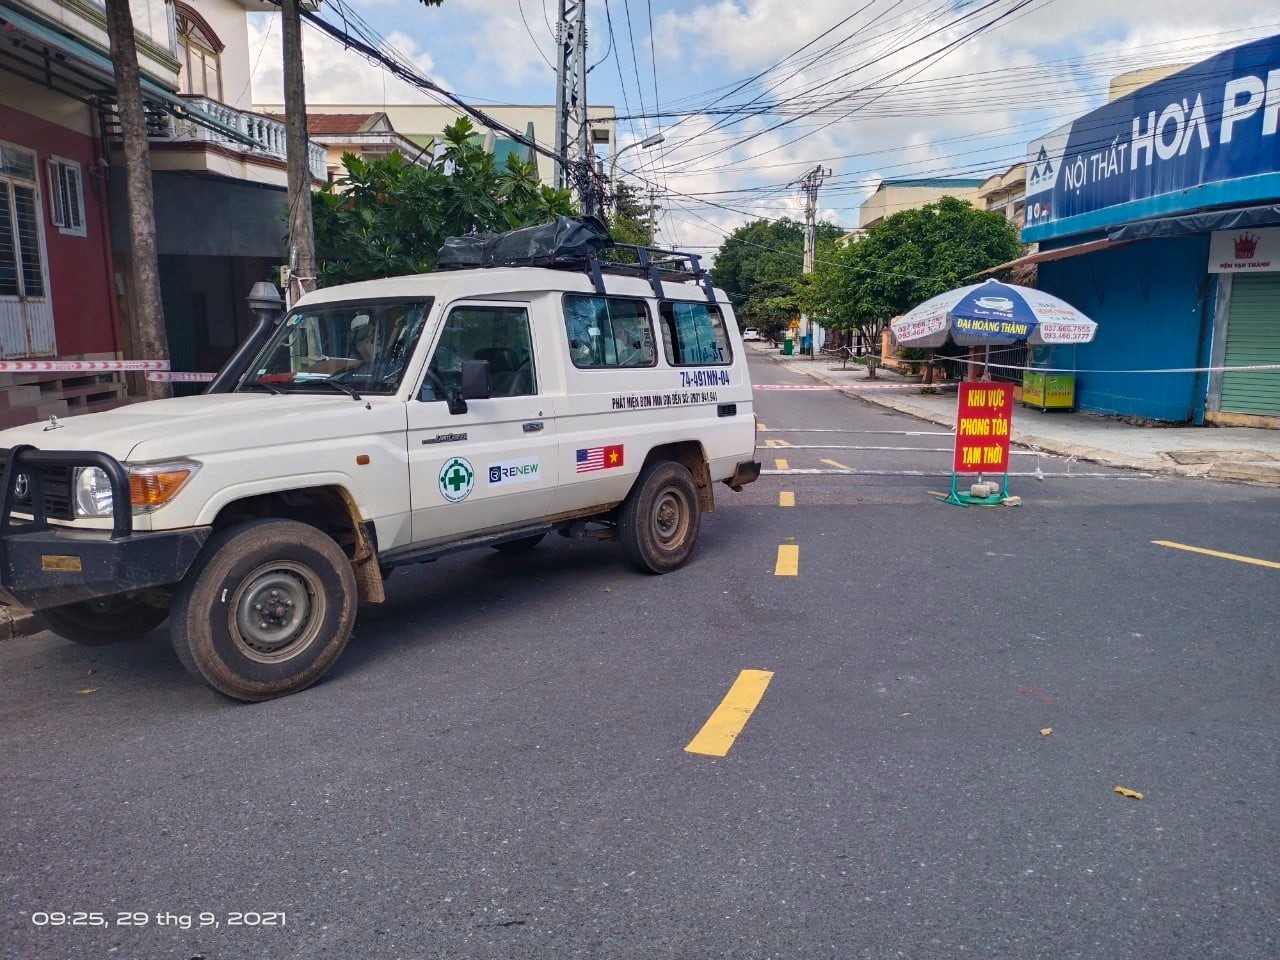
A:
[0,144,47,300]
[47,158,86,237]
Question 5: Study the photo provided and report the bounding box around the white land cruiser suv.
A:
[0,237,759,701]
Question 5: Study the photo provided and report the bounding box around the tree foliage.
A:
[710,218,843,341]
[312,117,577,286]
[607,182,656,249]
[807,196,1024,347]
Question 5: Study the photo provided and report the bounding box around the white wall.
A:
[193,0,255,109]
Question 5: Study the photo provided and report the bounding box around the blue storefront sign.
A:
[1024,34,1280,243]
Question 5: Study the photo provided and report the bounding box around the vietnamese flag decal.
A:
[604,444,624,468]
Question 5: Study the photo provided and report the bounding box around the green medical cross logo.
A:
[438,457,475,503]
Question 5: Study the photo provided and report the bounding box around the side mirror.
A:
[460,359,492,400]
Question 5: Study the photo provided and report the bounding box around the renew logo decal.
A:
[487,457,540,486]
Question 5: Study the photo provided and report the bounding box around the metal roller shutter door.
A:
[1220,274,1280,417]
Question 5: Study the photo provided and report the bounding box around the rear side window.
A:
[658,301,732,366]
[563,295,657,369]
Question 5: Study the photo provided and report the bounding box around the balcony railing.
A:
[159,97,328,181]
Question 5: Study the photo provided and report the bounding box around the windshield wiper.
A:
[307,378,362,401]
[241,379,284,395]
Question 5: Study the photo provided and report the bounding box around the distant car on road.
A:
[742,327,761,341]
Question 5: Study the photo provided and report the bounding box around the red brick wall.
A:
[0,103,120,358]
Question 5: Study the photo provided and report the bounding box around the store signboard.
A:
[1208,226,1280,273]
[1024,34,1280,242]
[953,383,1013,474]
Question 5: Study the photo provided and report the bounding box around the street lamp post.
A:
[610,133,665,211]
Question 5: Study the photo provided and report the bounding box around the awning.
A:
[966,237,1135,279]
[0,2,258,147]
[1107,203,1280,242]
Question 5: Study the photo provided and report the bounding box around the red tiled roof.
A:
[306,113,376,135]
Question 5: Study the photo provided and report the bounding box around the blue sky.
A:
[248,0,1280,251]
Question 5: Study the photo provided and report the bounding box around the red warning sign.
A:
[953,382,1013,473]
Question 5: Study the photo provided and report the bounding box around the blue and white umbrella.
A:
[890,278,1098,348]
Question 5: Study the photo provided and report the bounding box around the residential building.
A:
[976,163,1026,227]
[300,113,428,184]
[857,177,985,229]
[258,102,617,186]
[1003,33,1280,426]
[0,0,324,420]
[120,0,325,379]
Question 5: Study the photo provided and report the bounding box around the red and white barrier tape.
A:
[0,359,169,372]
[755,382,957,391]
[145,371,216,382]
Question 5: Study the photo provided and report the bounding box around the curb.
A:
[0,605,40,641]
[750,346,1280,487]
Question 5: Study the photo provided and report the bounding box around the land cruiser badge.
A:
[438,456,476,503]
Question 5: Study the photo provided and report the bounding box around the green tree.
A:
[311,117,576,286]
[808,196,1024,357]
[711,218,842,341]
[608,182,656,249]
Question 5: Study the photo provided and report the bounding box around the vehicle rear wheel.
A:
[34,594,168,646]
[619,460,701,574]
[491,533,546,554]
[170,519,357,702]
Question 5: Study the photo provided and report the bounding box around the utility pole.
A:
[282,0,315,304]
[104,0,171,400]
[794,164,830,356]
[553,0,601,215]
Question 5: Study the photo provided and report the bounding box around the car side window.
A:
[658,301,733,366]
[562,295,657,369]
[420,304,536,401]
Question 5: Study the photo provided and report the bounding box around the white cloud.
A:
[248,12,448,106]
[638,0,1280,252]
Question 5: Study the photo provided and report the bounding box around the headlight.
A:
[127,460,199,514]
[73,460,200,518]
[73,467,115,518]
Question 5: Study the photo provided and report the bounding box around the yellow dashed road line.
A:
[779,491,795,507]
[774,458,789,471]
[820,457,851,470]
[1152,540,1280,570]
[684,669,775,757]
[774,544,799,576]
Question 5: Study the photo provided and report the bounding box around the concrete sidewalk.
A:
[750,344,1280,486]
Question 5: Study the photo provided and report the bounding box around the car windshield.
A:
[240,300,432,396]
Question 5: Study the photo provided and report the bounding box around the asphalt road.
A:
[3,353,1278,960]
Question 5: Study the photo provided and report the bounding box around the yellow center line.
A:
[757,421,767,431]
[774,438,793,447]
[774,458,790,471]
[820,457,851,470]
[1152,540,1280,570]
[684,669,775,757]
[779,491,795,507]
[774,543,799,576]
[764,438,776,448]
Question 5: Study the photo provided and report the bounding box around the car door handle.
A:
[523,421,544,433]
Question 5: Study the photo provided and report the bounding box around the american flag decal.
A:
[576,444,624,473]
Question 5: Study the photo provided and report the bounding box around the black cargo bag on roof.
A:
[437,215,613,270]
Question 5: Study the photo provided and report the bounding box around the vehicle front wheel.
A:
[619,460,702,574]
[34,594,168,646]
[170,519,357,702]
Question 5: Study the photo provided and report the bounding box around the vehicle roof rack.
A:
[584,244,717,302]
[436,217,717,302]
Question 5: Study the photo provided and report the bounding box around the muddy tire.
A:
[491,533,546,554]
[619,460,701,574]
[34,594,168,646]
[170,519,357,702]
